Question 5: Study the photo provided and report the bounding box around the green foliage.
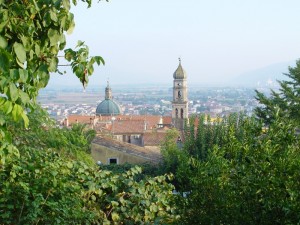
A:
[184,113,262,161]
[0,148,177,224]
[85,167,177,224]
[255,59,300,125]
[4,106,95,165]
[160,129,180,173]
[164,114,300,224]
[162,114,262,191]
[101,162,162,180]
[160,129,191,190]
[0,0,104,157]
[64,41,105,88]
[0,148,99,224]
[0,108,177,224]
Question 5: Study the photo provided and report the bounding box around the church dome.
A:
[96,99,121,116]
[96,81,121,116]
[173,58,187,79]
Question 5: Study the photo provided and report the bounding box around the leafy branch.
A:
[63,41,105,88]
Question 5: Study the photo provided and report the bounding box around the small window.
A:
[108,158,118,165]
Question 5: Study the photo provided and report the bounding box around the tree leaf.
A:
[18,69,28,83]
[0,35,7,48]
[0,97,6,106]
[50,9,58,22]
[9,69,19,80]
[20,36,30,50]
[66,162,73,169]
[76,40,84,48]
[35,44,40,56]
[18,90,30,104]
[9,83,18,102]
[67,17,75,34]
[0,115,5,126]
[48,29,60,46]
[64,49,76,61]
[0,19,8,33]
[16,57,24,68]
[63,0,71,11]
[48,57,58,72]
[112,212,120,222]
[94,56,105,65]
[21,112,29,128]
[13,42,26,63]
[87,65,94,75]
[12,104,23,121]
[0,48,12,71]
[2,100,13,114]
[43,11,52,27]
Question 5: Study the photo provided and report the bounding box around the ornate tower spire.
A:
[172,58,188,130]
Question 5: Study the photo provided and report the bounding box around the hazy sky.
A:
[48,0,300,88]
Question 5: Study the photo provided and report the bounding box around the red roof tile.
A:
[67,115,95,125]
[112,120,146,134]
[143,130,168,146]
[66,115,173,129]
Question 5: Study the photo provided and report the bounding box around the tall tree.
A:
[0,0,104,161]
[167,114,300,224]
[255,59,300,125]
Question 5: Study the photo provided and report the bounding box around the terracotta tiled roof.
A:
[143,131,168,146]
[162,116,172,125]
[112,120,146,134]
[97,115,165,128]
[66,114,173,129]
[67,115,95,125]
[94,123,110,132]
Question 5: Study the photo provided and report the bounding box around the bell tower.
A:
[172,58,188,130]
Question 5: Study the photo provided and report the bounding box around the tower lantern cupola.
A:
[105,81,112,100]
[173,58,187,79]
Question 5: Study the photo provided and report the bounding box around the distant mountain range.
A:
[231,61,296,87]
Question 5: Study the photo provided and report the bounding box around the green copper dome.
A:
[96,99,121,116]
[173,58,187,79]
[96,81,121,116]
